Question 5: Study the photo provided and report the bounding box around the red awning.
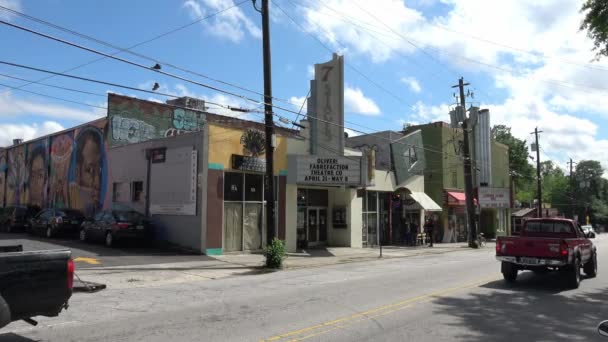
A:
[447,191,477,206]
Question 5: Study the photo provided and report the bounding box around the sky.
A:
[1,0,608,175]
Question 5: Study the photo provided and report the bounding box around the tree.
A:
[491,125,535,203]
[580,0,608,60]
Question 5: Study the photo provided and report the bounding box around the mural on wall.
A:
[6,145,26,205]
[25,138,49,209]
[50,132,74,209]
[68,124,108,217]
[107,93,206,147]
[0,150,6,208]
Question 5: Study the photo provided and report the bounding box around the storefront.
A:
[296,188,329,249]
[444,191,475,243]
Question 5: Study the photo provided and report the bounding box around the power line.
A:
[0,1,250,97]
[0,81,107,110]
[274,1,414,108]
[0,2,298,105]
[0,72,105,97]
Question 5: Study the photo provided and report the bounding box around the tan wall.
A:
[208,124,289,173]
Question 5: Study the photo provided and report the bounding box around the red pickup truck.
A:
[496,218,597,289]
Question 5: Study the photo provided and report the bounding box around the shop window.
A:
[224,172,243,201]
[132,181,144,202]
[297,189,307,206]
[308,189,328,207]
[367,191,378,211]
[245,174,263,202]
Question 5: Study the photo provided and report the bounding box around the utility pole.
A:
[567,158,576,219]
[531,127,543,218]
[452,77,477,248]
[255,0,276,246]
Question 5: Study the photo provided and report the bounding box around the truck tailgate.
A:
[498,236,563,258]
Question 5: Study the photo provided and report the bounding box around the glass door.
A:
[319,209,327,242]
[307,208,318,244]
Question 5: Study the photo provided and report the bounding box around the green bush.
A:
[265,238,286,269]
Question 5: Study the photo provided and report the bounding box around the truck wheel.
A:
[105,232,114,247]
[565,258,581,289]
[584,252,598,278]
[0,295,11,329]
[502,262,518,283]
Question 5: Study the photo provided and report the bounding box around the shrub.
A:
[265,238,286,269]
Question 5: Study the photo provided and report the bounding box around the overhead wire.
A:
[0,1,251,97]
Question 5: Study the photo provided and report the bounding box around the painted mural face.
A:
[70,127,106,217]
[27,147,47,207]
[50,133,73,208]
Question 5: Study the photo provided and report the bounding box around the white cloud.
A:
[184,0,261,43]
[344,86,380,115]
[288,96,307,108]
[0,0,21,21]
[0,121,64,147]
[401,76,421,93]
[307,65,315,78]
[0,92,104,122]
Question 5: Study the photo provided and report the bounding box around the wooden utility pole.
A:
[255,0,276,246]
[532,127,543,218]
[452,77,478,248]
[567,158,576,219]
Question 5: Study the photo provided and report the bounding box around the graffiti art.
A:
[6,145,26,206]
[68,125,107,218]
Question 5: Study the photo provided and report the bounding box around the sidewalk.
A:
[73,242,488,290]
[215,242,477,269]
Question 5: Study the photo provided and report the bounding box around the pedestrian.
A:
[411,221,419,246]
[404,219,411,246]
[425,220,434,247]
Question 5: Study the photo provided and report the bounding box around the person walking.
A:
[424,219,434,247]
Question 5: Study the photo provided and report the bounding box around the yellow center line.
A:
[261,275,499,342]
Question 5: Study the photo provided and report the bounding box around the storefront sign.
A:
[478,187,510,208]
[287,155,361,186]
[231,154,266,172]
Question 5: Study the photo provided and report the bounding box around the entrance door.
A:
[307,208,327,247]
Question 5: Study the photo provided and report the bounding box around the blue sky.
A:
[1,0,608,173]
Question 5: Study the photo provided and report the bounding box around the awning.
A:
[408,192,442,211]
[447,191,477,206]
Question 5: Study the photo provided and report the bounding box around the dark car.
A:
[29,208,86,238]
[80,210,153,247]
[0,206,40,233]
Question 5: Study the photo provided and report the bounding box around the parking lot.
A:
[0,232,213,269]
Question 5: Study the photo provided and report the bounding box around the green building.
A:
[404,121,511,242]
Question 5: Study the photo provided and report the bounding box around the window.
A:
[245,174,263,202]
[224,172,243,201]
[102,212,115,223]
[93,211,104,222]
[112,182,131,202]
[132,181,144,202]
[525,221,573,234]
[367,191,378,211]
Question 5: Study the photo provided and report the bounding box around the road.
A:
[3,236,608,342]
[0,232,211,268]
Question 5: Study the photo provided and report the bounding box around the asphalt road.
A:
[3,235,608,342]
[0,232,211,268]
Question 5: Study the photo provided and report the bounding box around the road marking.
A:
[261,275,499,342]
[74,257,101,265]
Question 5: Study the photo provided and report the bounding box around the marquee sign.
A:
[287,155,361,186]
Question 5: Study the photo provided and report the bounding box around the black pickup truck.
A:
[0,245,74,329]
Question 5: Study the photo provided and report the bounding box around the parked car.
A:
[496,218,597,289]
[0,205,41,233]
[0,244,74,329]
[29,208,86,238]
[80,210,153,247]
[582,225,596,238]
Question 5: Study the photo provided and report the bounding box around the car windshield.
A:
[114,211,145,222]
